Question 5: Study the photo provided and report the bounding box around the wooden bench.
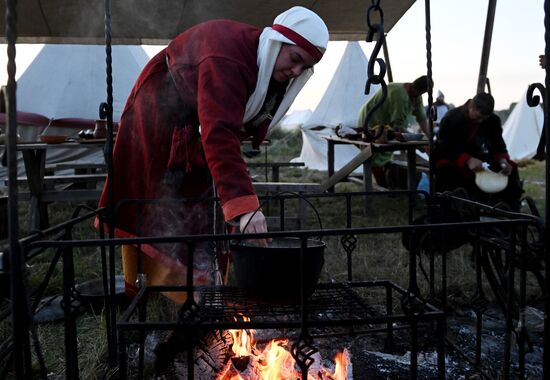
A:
[7,173,107,188]
[46,162,107,174]
[6,173,106,204]
[247,161,305,182]
[16,189,103,203]
[9,172,319,231]
[6,172,106,231]
[252,181,320,193]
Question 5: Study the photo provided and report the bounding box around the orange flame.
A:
[217,326,350,380]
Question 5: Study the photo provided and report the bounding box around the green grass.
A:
[518,159,546,214]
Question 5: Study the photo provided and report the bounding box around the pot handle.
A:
[238,191,324,242]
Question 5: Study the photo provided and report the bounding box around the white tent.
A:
[502,89,544,161]
[292,41,378,172]
[16,44,149,120]
[278,110,313,131]
[1,44,148,187]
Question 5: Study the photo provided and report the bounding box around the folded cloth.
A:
[335,124,361,139]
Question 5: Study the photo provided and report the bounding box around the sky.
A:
[385,0,546,110]
[289,0,546,112]
[0,0,546,112]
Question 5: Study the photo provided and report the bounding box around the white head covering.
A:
[243,6,329,129]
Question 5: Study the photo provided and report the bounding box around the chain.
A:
[362,0,387,141]
[424,0,435,195]
[526,83,546,107]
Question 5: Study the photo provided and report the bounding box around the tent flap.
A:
[502,90,544,161]
[0,0,416,44]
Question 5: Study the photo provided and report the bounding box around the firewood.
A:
[154,329,233,379]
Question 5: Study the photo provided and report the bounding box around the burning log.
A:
[151,316,352,379]
[217,355,262,379]
[154,329,234,379]
[216,326,352,380]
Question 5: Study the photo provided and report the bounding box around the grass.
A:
[1,126,547,378]
[517,159,546,213]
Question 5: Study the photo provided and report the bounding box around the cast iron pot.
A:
[230,237,325,302]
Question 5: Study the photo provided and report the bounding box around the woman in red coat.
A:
[98,6,329,302]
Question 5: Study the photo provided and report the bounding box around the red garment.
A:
[98,20,271,271]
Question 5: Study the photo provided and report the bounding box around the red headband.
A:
[272,24,323,61]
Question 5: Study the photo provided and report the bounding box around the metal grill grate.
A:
[198,283,372,324]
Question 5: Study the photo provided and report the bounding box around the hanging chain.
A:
[538,1,550,376]
[101,0,119,369]
[424,0,434,128]
[101,0,114,204]
[424,0,435,196]
[526,83,546,107]
[362,0,388,141]
[100,0,113,122]
[5,0,36,376]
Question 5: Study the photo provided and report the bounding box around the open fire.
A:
[217,324,351,379]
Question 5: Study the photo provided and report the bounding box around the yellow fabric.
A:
[122,245,188,304]
[121,244,231,304]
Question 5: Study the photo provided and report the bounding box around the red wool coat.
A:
[98,20,271,268]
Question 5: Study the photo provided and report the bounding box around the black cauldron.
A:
[230,237,325,302]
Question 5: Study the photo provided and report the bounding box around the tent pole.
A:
[476,0,497,94]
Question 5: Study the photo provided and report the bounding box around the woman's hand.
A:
[239,211,270,247]
[499,159,513,176]
[466,157,483,172]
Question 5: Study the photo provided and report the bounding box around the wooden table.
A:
[11,140,106,231]
[322,135,429,193]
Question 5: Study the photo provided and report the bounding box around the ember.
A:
[217,326,351,380]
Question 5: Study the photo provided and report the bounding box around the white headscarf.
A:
[243,6,329,129]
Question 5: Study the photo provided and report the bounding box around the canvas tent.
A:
[502,89,544,161]
[292,41,378,172]
[278,110,313,131]
[0,44,149,186]
[16,44,149,120]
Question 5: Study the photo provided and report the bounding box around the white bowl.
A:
[475,170,508,193]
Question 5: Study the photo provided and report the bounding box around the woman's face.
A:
[272,44,318,83]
